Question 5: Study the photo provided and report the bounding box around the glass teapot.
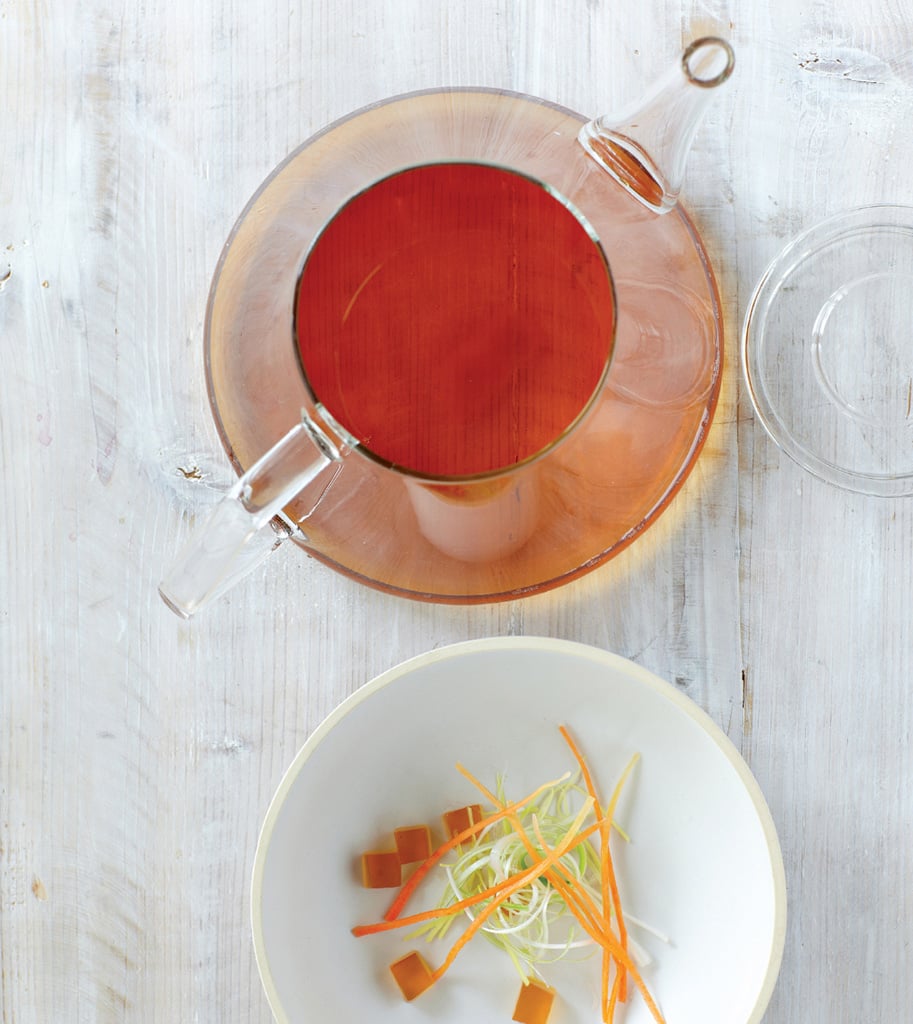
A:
[160,38,734,617]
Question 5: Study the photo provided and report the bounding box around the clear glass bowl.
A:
[742,205,913,496]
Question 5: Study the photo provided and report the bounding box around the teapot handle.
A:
[159,415,342,618]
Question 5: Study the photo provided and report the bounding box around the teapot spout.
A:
[579,37,735,214]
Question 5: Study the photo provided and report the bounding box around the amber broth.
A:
[294,162,616,478]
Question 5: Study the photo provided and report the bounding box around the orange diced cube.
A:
[389,950,435,1001]
[512,977,556,1024]
[393,824,432,864]
[442,803,485,839]
[361,850,401,888]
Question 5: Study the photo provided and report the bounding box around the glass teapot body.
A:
[161,38,735,615]
[197,88,722,603]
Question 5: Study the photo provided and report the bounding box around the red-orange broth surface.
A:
[294,162,616,478]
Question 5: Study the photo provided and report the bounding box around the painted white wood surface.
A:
[2,1,911,1021]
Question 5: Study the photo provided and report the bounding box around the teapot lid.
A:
[743,204,913,495]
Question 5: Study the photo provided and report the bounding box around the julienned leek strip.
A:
[456,757,663,1024]
[559,725,635,1010]
[507,795,663,1024]
[602,753,642,1001]
[382,770,572,923]
[426,797,597,984]
[546,753,646,1021]
[523,821,666,1024]
[352,739,664,1023]
[352,797,597,939]
[558,724,623,1016]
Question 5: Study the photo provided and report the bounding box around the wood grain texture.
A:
[2,0,911,1021]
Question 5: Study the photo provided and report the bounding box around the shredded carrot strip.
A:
[500,810,662,1024]
[454,764,613,941]
[533,843,666,1024]
[353,802,601,939]
[454,763,615,948]
[559,726,636,1011]
[607,970,621,1021]
[603,752,640,1003]
[459,741,656,1024]
[512,821,664,1024]
[558,724,599,798]
[462,750,615,1019]
[354,728,664,1024]
[559,724,620,1019]
[427,797,596,983]
[382,770,570,923]
[454,766,611,934]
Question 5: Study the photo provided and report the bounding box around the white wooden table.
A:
[3,1,912,1021]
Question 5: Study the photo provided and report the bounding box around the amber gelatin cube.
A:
[442,803,485,839]
[512,977,556,1024]
[393,824,432,864]
[361,850,401,888]
[389,950,435,1001]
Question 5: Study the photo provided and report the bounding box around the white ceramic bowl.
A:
[251,637,786,1023]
